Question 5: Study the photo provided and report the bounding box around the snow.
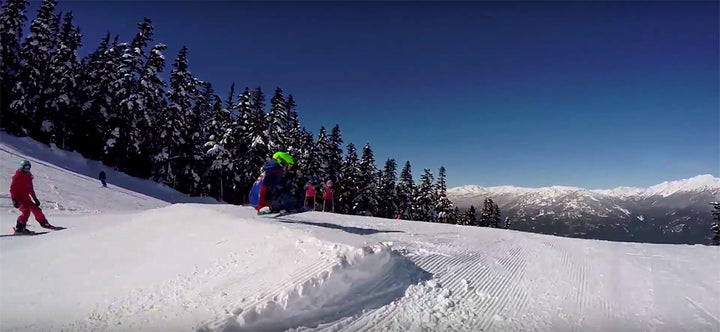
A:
[451,175,720,200]
[642,174,720,198]
[1,134,719,331]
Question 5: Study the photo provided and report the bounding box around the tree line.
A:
[0,0,504,226]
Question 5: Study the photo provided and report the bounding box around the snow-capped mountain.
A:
[448,175,720,245]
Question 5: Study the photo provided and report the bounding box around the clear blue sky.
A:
[27,1,719,189]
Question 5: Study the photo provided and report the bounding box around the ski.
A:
[1,228,50,237]
[1,226,66,237]
[258,210,303,218]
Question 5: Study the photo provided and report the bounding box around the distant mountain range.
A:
[447,175,720,245]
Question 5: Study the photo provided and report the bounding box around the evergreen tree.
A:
[76,34,116,160]
[9,0,58,136]
[205,90,232,200]
[221,87,250,202]
[44,11,81,149]
[464,205,478,226]
[435,166,454,223]
[106,18,154,171]
[415,169,437,222]
[293,128,318,200]
[504,216,512,229]
[267,87,289,153]
[327,125,344,182]
[0,0,29,128]
[453,206,461,225]
[284,94,304,158]
[229,87,268,202]
[153,45,195,190]
[377,158,399,219]
[339,143,361,214]
[711,202,719,246]
[239,87,269,194]
[314,126,331,181]
[185,80,215,195]
[396,161,415,220]
[354,143,379,216]
[127,43,167,177]
[480,198,501,227]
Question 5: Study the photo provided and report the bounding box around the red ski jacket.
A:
[323,187,333,200]
[305,184,316,197]
[10,169,37,202]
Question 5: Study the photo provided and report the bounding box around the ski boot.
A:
[39,220,57,230]
[13,222,34,235]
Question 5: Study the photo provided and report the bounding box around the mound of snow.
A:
[212,244,431,332]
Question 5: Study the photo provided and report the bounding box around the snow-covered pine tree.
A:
[504,216,512,229]
[152,45,194,190]
[9,0,58,136]
[339,142,361,214]
[435,166,455,223]
[0,0,29,128]
[217,87,247,202]
[354,143,379,216]
[327,125,344,182]
[267,87,290,153]
[480,198,501,227]
[105,18,154,172]
[491,200,501,227]
[205,89,232,201]
[464,205,478,226]
[396,161,415,220]
[377,158,399,219]
[291,128,317,201]
[75,34,115,160]
[126,43,167,178]
[182,79,214,196]
[314,126,332,182]
[453,206,461,225]
[43,11,81,150]
[238,87,270,197]
[415,169,438,222]
[284,94,303,157]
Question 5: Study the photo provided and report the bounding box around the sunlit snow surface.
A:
[1,133,718,331]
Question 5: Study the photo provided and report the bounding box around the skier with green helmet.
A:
[249,152,298,213]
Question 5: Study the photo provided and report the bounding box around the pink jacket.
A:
[305,184,316,197]
[323,187,333,200]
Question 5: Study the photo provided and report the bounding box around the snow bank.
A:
[0,132,216,206]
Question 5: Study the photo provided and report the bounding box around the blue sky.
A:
[27,1,719,189]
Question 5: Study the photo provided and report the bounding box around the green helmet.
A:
[19,160,31,170]
[273,152,294,166]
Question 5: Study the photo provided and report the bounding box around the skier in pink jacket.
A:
[322,180,334,212]
[304,180,317,211]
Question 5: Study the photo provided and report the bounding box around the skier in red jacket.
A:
[10,160,56,234]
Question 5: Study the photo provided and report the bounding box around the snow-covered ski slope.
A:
[1,134,718,332]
